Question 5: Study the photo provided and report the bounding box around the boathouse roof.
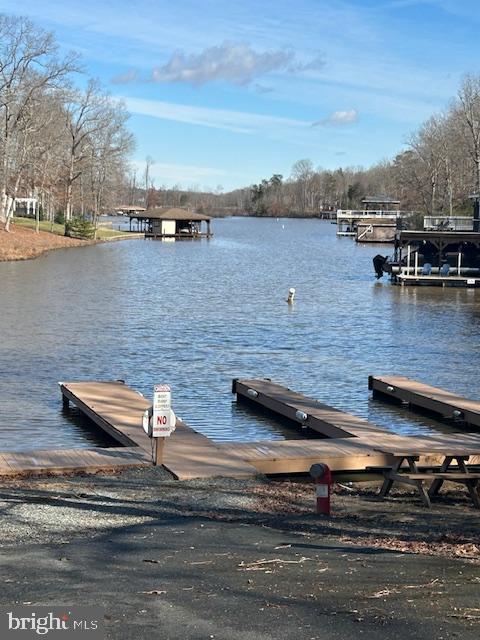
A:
[362,196,400,205]
[399,230,480,241]
[397,230,480,248]
[131,207,211,221]
[117,205,146,212]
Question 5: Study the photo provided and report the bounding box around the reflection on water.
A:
[1,217,480,451]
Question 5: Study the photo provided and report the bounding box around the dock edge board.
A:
[369,375,480,427]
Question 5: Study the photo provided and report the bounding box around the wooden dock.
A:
[0,381,257,480]
[218,438,390,475]
[369,375,480,429]
[231,378,480,473]
[1,377,479,480]
[59,382,258,480]
[396,274,480,287]
[0,446,149,477]
[233,378,383,439]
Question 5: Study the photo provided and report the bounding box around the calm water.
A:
[1,217,479,451]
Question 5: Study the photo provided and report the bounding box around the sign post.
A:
[151,384,176,465]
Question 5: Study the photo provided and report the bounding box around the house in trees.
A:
[13,197,39,218]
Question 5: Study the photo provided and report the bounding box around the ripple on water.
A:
[1,218,480,450]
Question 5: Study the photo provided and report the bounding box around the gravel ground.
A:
[0,468,478,639]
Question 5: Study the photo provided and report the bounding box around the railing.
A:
[423,216,473,231]
[336,209,402,220]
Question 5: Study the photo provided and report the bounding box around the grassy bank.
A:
[0,218,143,262]
[11,216,134,239]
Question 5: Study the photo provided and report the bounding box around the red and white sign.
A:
[152,385,176,437]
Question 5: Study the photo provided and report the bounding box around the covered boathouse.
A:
[337,195,402,237]
[392,229,480,286]
[128,208,212,239]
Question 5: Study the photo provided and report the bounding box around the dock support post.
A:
[154,437,165,466]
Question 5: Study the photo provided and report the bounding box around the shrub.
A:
[65,217,96,239]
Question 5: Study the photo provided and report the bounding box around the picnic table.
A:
[370,448,480,508]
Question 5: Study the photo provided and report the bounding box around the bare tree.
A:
[144,156,154,208]
[455,75,480,194]
[86,100,134,232]
[0,14,78,230]
[63,80,119,222]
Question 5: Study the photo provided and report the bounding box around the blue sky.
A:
[2,0,479,190]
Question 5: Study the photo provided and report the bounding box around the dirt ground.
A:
[0,468,478,639]
[0,224,95,261]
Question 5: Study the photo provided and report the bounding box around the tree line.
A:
[138,75,480,220]
[243,75,480,218]
[5,11,478,229]
[0,14,134,233]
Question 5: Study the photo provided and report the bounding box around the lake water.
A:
[1,217,479,451]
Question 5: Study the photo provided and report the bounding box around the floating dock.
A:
[233,378,383,439]
[397,274,480,287]
[369,375,480,429]
[231,378,480,473]
[1,377,479,480]
[0,381,257,480]
[0,446,149,477]
[392,230,480,287]
[59,382,257,480]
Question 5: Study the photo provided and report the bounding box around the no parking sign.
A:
[152,384,176,437]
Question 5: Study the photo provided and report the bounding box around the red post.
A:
[310,463,332,515]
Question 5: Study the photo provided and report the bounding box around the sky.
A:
[1,0,479,191]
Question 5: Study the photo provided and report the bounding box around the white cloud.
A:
[312,109,358,127]
[123,96,308,135]
[112,69,139,84]
[130,160,228,186]
[113,41,323,87]
[151,41,294,86]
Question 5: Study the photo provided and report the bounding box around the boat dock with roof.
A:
[387,230,480,286]
[127,207,212,239]
[336,196,403,239]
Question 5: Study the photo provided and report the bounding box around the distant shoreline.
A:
[210,212,336,219]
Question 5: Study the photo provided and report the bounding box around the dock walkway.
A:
[0,381,257,480]
[369,375,480,429]
[0,446,149,477]
[1,377,479,480]
[59,382,257,480]
[228,378,480,473]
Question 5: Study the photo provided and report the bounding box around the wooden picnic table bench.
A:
[370,450,480,508]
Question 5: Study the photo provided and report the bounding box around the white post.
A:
[414,248,419,276]
[407,245,411,275]
[458,251,462,276]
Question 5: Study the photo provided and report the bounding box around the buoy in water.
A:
[286,287,296,304]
